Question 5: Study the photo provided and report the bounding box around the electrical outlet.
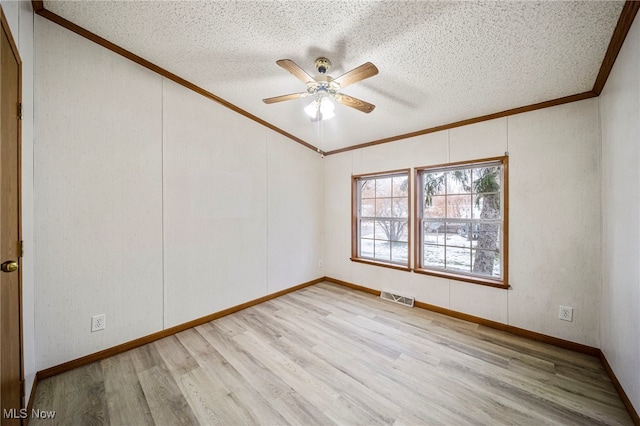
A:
[559,306,573,322]
[91,314,106,332]
[318,259,324,268]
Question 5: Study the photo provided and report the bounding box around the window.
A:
[352,170,410,269]
[415,157,508,287]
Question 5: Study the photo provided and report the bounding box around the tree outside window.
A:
[353,171,410,267]
[417,157,507,286]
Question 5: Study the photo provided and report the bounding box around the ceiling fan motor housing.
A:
[307,77,340,97]
[315,57,331,74]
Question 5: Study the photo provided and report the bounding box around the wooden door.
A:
[0,9,23,426]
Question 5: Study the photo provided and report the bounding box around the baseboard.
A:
[413,300,600,356]
[599,351,640,425]
[325,276,599,356]
[323,276,381,296]
[36,277,324,380]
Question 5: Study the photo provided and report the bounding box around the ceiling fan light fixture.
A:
[304,100,318,118]
[320,97,335,118]
[264,58,378,119]
[305,97,335,121]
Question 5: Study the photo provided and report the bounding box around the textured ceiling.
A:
[43,1,625,153]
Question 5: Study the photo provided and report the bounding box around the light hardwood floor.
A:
[30,282,632,425]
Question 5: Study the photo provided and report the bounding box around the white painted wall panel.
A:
[162,79,268,327]
[395,273,450,308]
[267,132,324,293]
[324,151,353,281]
[34,18,164,369]
[449,117,508,162]
[600,13,640,413]
[449,280,508,323]
[352,132,449,174]
[324,99,601,346]
[507,99,601,347]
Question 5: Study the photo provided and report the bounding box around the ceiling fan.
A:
[263,57,378,121]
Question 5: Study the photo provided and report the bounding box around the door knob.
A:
[1,261,18,273]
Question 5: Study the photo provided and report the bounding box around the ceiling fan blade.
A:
[263,92,311,104]
[333,62,379,89]
[335,94,375,113]
[276,59,315,84]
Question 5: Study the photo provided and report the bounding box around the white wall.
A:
[162,79,268,327]
[34,16,324,369]
[1,0,36,401]
[267,130,325,293]
[325,98,602,347]
[35,17,165,369]
[600,13,640,413]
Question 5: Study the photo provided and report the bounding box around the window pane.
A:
[446,246,472,273]
[447,194,472,219]
[393,198,408,218]
[424,195,446,218]
[391,242,408,263]
[441,222,463,234]
[476,223,501,251]
[472,249,501,278]
[447,170,470,194]
[460,222,480,244]
[472,167,500,195]
[473,193,500,220]
[392,176,408,197]
[396,223,409,242]
[375,177,392,197]
[361,199,375,217]
[375,220,408,242]
[471,195,482,219]
[360,239,374,258]
[424,221,445,244]
[473,166,501,189]
[422,172,446,196]
[360,219,374,239]
[493,170,502,187]
[361,179,375,198]
[374,220,382,240]
[446,229,471,248]
[374,240,391,261]
[423,244,444,269]
[375,198,393,217]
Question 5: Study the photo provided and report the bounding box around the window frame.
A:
[414,156,508,289]
[351,169,411,271]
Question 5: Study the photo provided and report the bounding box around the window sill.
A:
[413,268,509,289]
[350,258,411,272]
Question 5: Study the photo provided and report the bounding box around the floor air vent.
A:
[380,290,415,307]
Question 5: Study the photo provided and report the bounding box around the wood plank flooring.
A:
[30,282,632,425]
